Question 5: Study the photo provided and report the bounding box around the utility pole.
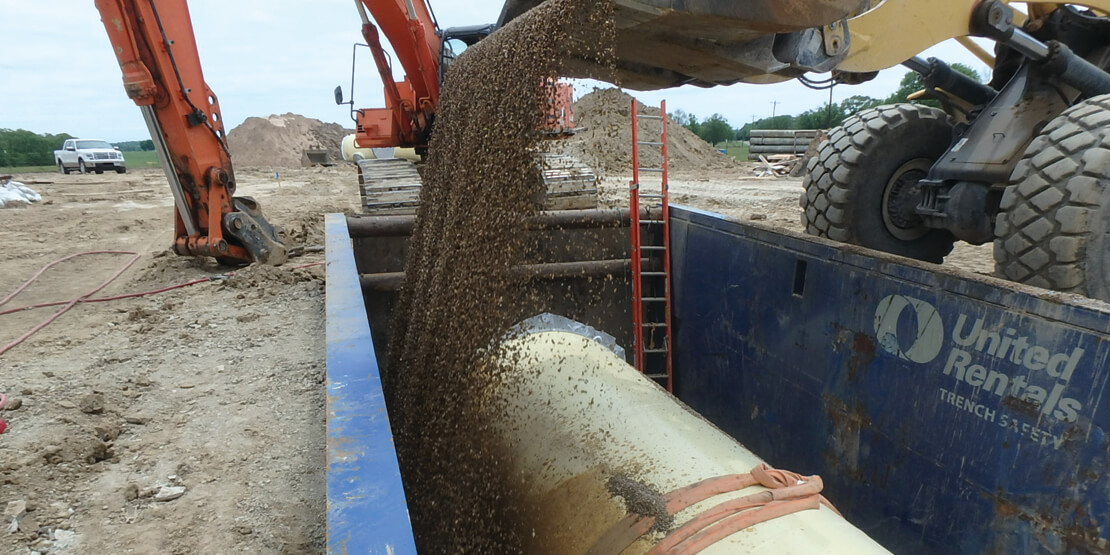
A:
[771,101,780,129]
[826,86,835,129]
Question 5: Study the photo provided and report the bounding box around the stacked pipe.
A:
[748,129,820,159]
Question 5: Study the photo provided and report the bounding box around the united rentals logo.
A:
[872,294,1084,425]
[874,295,944,364]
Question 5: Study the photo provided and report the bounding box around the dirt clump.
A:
[553,87,740,176]
[224,264,324,296]
[608,474,674,532]
[385,0,616,551]
[227,113,350,168]
[0,167,336,555]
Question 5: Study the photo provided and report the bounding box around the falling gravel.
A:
[385,0,615,551]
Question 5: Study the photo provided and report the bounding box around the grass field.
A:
[721,142,750,162]
[1,150,162,175]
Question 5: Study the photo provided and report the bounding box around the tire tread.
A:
[801,103,956,261]
[994,94,1110,298]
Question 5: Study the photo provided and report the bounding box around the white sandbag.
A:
[10,182,41,202]
[0,182,42,208]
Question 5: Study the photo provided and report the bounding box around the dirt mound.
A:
[227,113,350,168]
[554,88,740,176]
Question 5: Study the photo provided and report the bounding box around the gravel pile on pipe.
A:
[385,0,615,551]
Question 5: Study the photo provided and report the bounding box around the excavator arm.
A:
[352,0,443,151]
[95,0,287,265]
[349,0,566,151]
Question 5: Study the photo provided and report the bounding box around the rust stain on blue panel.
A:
[325,213,417,554]
[669,206,1110,554]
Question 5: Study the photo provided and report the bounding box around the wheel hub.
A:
[882,159,932,241]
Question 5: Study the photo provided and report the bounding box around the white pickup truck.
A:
[54,139,127,174]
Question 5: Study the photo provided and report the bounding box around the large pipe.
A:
[347,208,660,238]
[490,323,890,554]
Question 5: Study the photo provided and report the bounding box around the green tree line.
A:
[673,64,983,145]
[114,140,156,152]
[0,129,154,168]
[0,129,74,167]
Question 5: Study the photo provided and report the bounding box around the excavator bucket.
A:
[498,0,870,89]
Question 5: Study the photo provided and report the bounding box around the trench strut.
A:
[346,208,660,238]
[360,258,655,291]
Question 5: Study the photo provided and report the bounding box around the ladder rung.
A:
[642,297,667,302]
[638,141,664,146]
[639,168,665,173]
[641,272,667,277]
[639,115,664,120]
[640,246,666,251]
[640,194,664,199]
[642,322,667,327]
[645,373,670,379]
[639,219,665,225]
[644,348,669,354]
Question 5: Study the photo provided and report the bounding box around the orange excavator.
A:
[341,0,446,153]
[335,0,592,214]
[96,0,588,252]
[94,0,287,266]
[339,1,576,152]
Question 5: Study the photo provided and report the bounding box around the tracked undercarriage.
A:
[357,153,598,214]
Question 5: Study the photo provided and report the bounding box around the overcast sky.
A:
[0,1,991,143]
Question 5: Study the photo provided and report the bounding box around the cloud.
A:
[0,0,992,142]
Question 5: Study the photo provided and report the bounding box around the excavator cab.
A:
[439,24,496,82]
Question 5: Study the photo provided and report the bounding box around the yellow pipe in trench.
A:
[492,324,890,554]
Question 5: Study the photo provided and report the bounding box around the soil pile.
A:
[554,88,740,175]
[385,0,615,551]
[227,113,350,168]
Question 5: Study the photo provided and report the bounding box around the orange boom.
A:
[95,0,286,265]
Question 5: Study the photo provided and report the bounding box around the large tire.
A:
[801,104,957,263]
[78,159,87,175]
[58,160,68,175]
[994,95,1110,300]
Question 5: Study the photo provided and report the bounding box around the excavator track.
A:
[536,153,598,211]
[357,158,424,215]
[357,153,598,214]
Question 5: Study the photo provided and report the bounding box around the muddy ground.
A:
[599,168,995,276]
[0,167,357,554]
[0,162,992,554]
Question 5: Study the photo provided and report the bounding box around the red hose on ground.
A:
[0,393,8,434]
[0,255,324,356]
[0,277,215,316]
[0,251,140,308]
[1,251,142,356]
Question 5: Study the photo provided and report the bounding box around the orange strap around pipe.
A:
[590,464,838,555]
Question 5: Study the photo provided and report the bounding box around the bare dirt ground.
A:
[0,160,995,555]
[0,166,358,555]
[598,166,996,276]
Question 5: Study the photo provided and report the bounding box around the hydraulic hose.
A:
[0,252,321,356]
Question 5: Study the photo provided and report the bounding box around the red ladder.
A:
[630,99,674,392]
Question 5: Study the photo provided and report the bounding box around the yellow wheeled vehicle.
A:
[801,1,1110,302]
[503,0,1110,300]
